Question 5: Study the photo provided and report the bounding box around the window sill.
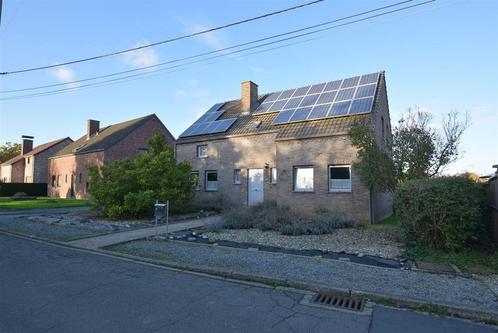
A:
[205,189,218,192]
[328,190,352,193]
[292,190,314,193]
[233,183,241,185]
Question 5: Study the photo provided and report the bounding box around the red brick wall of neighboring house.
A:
[104,116,175,163]
[48,151,104,199]
[10,159,25,183]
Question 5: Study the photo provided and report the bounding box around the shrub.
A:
[221,203,358,235]
[394,176,487,250]
[280,212,358,235]
[89,131,194,218]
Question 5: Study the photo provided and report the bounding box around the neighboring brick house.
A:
[176,71,392,223]
[48,114,175,199]
[24,137,73,183]
[0,136,72,183]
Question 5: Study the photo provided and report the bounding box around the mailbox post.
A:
[154,200,170,236]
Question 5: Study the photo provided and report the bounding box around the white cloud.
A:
[174,79,210,99]
[122,41,159,68]
[49,65,79,89]
[187,23,226,50]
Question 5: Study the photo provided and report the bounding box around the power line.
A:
[0,0,436,101]
[1,0,415,94]
[0,0,324,75]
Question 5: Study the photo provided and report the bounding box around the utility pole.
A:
[0,0,3,26]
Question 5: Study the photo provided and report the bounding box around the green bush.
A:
[394,176,487,250]
[89,132,195,218]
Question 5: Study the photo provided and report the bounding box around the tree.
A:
[89,131,194,218]
[392,108,470,182]
[0,142,21,163]
[349,119,395,193]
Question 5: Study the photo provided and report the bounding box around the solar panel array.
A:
[179,103,238,137]
[252,72,380,125]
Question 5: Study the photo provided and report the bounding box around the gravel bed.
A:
[0,216,106,241]
[109,239,498,316]
[204,227,404,259]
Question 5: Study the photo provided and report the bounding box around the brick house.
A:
[0,136,72,183]
[176,71,392,223]
[48,114,175,199]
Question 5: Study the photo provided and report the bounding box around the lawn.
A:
[412,244,498,275]
[0,197,92,210]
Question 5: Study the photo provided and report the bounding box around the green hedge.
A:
[394,176,487,250]
[0,183,47,196]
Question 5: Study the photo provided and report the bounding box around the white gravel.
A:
[204,227,404,259]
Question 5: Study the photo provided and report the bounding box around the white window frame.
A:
[293,166,314,192]
[233,169,241,185]
[191,171,201,191]
[197,145,208,158]
[329,165,352,192]
[270,167,277,184]
[205,171,218,191]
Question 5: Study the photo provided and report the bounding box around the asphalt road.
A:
[0,232,495,333]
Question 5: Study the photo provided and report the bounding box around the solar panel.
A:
[324,80,342,91]
[272,110,294,124]
[341,76,360,89]
[253,71,381,125]
[268,99,288,112]
[355,84,376,99]
[292,86,310,97]
[290,107,312,121]
[299,94,319,107]
[359,72,379,85]
[329,101,351,116]
[335,88,356,101]
[283,97,303,109]
[349,97,374,114]
[206,102,225,113]
[308,104,330,119]
[316,91,336,104]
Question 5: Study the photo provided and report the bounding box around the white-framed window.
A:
[270,167,277,184]
[191,171,201,191]
[233,169,241,185]
[329,165,352,192]
[293,166,314,192]
[197,145,208,158]
[205,171,218,191]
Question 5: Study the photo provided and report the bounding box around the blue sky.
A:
[0,0,497,175]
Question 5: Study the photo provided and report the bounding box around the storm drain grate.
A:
[311,291,364,312]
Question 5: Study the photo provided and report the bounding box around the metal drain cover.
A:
[310,291,365,312]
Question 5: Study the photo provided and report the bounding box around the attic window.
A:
[251,121,262,129]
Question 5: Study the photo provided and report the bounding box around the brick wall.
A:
[176,133,370,223]
[176,133,278,207]
[48,151,104,199]
[10,160,25,183]
[24,138,73,184]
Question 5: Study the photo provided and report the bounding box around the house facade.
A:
[0,136,72,184]
[48,114,175,199]
[176,72,393,223]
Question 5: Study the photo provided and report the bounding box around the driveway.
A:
[0,232,495,333]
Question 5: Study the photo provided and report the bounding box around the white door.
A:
[248,169,264,206]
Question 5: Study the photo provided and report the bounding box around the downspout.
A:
[368,189,373,224]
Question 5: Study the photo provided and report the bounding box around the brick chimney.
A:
[87,119,100,140]
[241,81,258,113]
[21,135,34,155]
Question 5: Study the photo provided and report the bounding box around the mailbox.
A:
[154,203,167,218]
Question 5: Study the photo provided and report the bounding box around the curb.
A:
[1,229,498,325]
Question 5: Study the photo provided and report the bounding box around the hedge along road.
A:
[1,232,496,333]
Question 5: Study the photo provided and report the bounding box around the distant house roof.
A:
[0,154,24,166]
[52,114,165,157]
[177,72,383,144]
[24,137,72,157]
[1,137,72,166]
